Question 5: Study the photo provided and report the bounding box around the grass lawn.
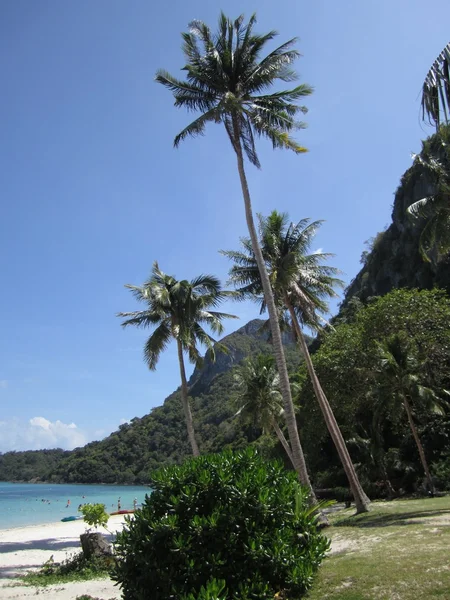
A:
[306,496,450,600]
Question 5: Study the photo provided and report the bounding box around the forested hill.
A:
[0,319,302,484]
[339,128,450,316]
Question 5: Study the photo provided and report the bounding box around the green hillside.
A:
[0,320,303,484]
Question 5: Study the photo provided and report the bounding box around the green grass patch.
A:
[307,496,450,600]
[21,552,113,587]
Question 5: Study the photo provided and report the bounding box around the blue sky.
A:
[1,0,449,451]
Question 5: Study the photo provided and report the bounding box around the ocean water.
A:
[0,482,151,529]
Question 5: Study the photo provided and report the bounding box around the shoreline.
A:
[0,515,128,599]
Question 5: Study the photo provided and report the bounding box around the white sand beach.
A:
[0,515,127,599]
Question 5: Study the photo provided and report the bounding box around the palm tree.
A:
[407,127,450,262]
[374,334,449,496]
[421,42,450,129]
[223,211,371,513]
[234,354,295,466]
[118,261,236,456]
[156,13,315,494]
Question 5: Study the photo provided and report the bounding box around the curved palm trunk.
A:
[286,300,370,513]
[403,396,435,496]
[270,416,295,468]
[176,339,200,457]
[231,117,319,509]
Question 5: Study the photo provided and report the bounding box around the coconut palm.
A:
[118,262,236,456]
[223,211,371,513]
[156,13,315,494]
[234,354,294,466]
[407,127,450,262]
[421,42,450,129]
[374,334,449,496]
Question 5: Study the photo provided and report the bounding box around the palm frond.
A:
[421,42,450,128]
[155,70,217,112]
[173,108,221,147]
[117,310,161,329]
[143,321,172,370]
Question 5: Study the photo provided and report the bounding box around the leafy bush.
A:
[112,447,329,599]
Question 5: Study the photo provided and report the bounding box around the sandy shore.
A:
[0,516,127,599]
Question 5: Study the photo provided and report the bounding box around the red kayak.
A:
[110,509,135,516]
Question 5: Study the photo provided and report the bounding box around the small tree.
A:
[234,354,295,466]
[373,334,449,496]
[79,503,112,560]
[79,503,109,531]
[112,448,329,600]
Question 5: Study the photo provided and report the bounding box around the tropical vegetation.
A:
[156,12,315,494]
[117,261,236,456]
[421,41,450,129]
[112,448,329,600]
[233,354,295,466]
[223,211,370,512]
[372,333,449,496]
[298,288,450,498]
[407,126,450,262]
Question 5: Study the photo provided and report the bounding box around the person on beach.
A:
[133,498,137,510]
[118,497,121,511]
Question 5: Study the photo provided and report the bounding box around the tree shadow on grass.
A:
[334,508,450,528]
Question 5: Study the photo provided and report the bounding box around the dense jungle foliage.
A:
[299,288,450,497]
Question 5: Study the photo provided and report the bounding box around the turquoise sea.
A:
[0,482,150,529]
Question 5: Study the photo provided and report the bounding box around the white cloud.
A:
[0,380,8,389]
[0,417,87,452]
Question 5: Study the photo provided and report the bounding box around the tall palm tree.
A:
[374,334,449,496]
[118,261,236,456]
[156,13,315,495]
[421,42,450,129]
[234,354,295,466]
[223,211,371,513]
[407,127,450,262]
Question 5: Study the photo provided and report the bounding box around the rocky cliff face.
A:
[340,128,450,313]
[188,319,296,394]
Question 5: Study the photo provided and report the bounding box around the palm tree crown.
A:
[223,211,343,329]
[421,41,450,129]
[376,334,447,417]
[407,127,450,262]
[155,12,313,167]
[234,354,284,432]
[118,262,236,370]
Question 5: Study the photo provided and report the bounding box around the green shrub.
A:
[22,552,111,586]
[112,447,329,599]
